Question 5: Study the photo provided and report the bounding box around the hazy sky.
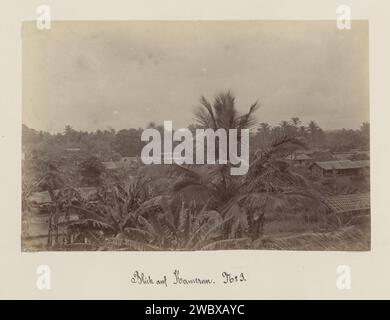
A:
[22,21,369,133]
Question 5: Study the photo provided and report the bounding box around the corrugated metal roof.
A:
[323,193,370,213]
[311,160,369,170]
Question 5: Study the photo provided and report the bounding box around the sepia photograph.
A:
[21,20,370,252]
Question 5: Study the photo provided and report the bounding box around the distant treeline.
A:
[22,119,369,161]
[252,119,369,152]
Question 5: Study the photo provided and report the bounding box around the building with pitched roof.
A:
[310,160,369,178]
[285,153,313,166]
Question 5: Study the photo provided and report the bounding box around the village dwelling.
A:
[311,150,334,162]
[285,154,313,166]
[22,187,99,249]
[286,148,334,165]
[322,192,370,225]
[309,160,369,178]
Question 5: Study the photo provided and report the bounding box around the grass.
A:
[257,222,370,251]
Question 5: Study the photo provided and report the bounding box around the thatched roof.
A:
[323,193,370,213]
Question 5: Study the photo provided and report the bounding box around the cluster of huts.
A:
[285,148,370,178]
[22,187,98,249]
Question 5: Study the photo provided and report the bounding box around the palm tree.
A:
[278,120,289,128]
[147,122,164,133]
[307,120,325,147]
[290,117,301,136]
[360,122,369,149]
[190,91,259,199]
[257,122,271,147]
[290,117,301,128]
[194,91,259,131]
[31,162,66,247]
[298,125,307,137]
[258,122,270,132]
[165,92,318,243]
[307,121,318,134]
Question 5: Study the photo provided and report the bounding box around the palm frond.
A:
[137,215,158,238]
[235,101,259,129]
[166,163,203,181]
[123,227,154,242]
[200,96,218,130]
[67,219,116,233]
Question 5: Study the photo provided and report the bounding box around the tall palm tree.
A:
[167,92,318,242]
[257,122,271,147]
[298,125,307,137]
[30,162,66,247]
[307,120,325,146]
[290,117,301,128]
[307,121,319,135]
[190,91,258,198]
[290,117,301,136]
[194,91,259,131]
[258,122,271,133]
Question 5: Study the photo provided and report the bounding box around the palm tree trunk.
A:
[47,188,56,248]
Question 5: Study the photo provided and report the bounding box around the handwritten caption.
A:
[130,270,247,287]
